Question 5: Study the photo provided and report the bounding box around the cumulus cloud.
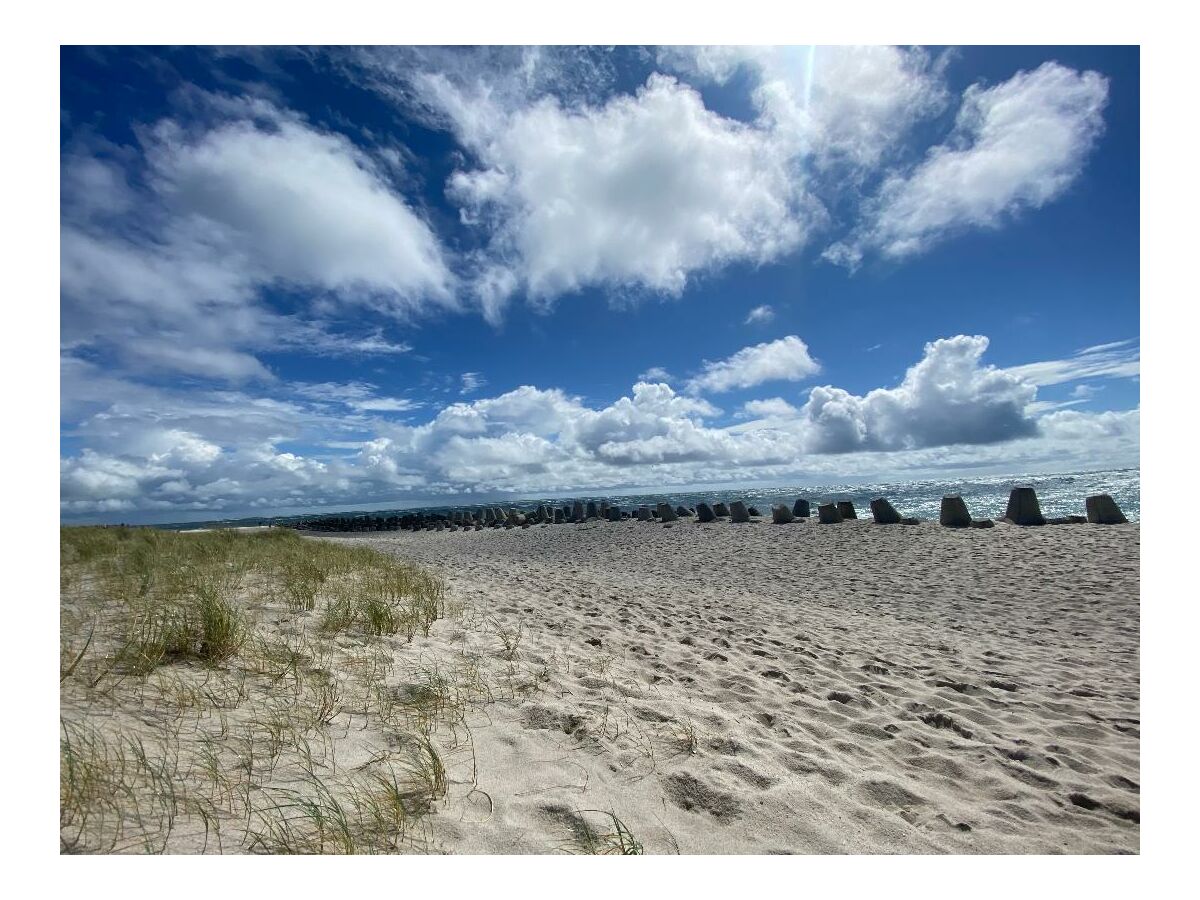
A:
[405,68,820,311]
[1037,408,1139,442]
[797,335,1037,452]
[826,62,1108,267]
[686,336,820,394]
[60,333,1138,520]
[334,47,1110,305]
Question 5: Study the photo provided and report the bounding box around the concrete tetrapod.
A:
[1003,487,1046,526]
[940,495,972,528]
[1086,494,1129,524]
[869,498,902,525]
[818,503,843,524]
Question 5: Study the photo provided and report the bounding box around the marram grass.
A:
[60,526,648,854]
[59,526,453,854]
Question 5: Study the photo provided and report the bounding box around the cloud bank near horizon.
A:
[61,334,1139,519]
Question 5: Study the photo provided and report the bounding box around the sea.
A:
[152,468,1140,530]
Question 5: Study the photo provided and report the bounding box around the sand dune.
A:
[325,517,1140,854]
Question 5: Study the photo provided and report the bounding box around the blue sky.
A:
[60,45,1140,523]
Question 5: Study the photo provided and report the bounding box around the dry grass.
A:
[559,808,644,855]
[61,526,667,854]
[60,526,459,854]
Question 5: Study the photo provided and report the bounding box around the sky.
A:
[59,45,1140,524]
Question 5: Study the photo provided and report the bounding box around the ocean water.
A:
[154,468,1139,529]
[583,468,1141,524]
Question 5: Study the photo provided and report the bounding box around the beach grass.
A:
[59,526,456,854]
[560,809,644,855]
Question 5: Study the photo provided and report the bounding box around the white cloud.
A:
[460,372,487,395]
[658,45,949,176]
[336,48,1110,306]
[429,72,820,311]
[123,341,275,383]
[1025,399,1087,415]
[826,62,1108,267]
[61,94,453,384]
[293,381,422,413]
[744,305,775,325]
[348,398,422,413]
[638,366,674,383]
[144,105,454,311]
[1004,338,1139,386]
[303,328,413,356]
[58,49,1131,520]
[686,336,820,394]
[738,398,799,419]
[1077,338,1136,355]
[796,335,1037,452]
[60,334,1138,519]
[1037,408,1139,443]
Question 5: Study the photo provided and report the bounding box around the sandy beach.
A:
[53,34,1150,870]
[59,518,1139,854]
[321,518,1140,854]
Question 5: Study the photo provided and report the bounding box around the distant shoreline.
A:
[72,467,1141,531]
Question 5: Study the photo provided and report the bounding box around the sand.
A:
[322,517,1140,854]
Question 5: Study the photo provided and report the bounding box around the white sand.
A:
[325,518,1140,854]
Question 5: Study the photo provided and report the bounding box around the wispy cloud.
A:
[460,372,487,395]
[638,366,674,383]
[1077,338,1136,355]
[744,305,775,325]
[293,381,421,413]
[60,92,450,387]
[825,62,1108,269]
[1004,338,1139,387]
